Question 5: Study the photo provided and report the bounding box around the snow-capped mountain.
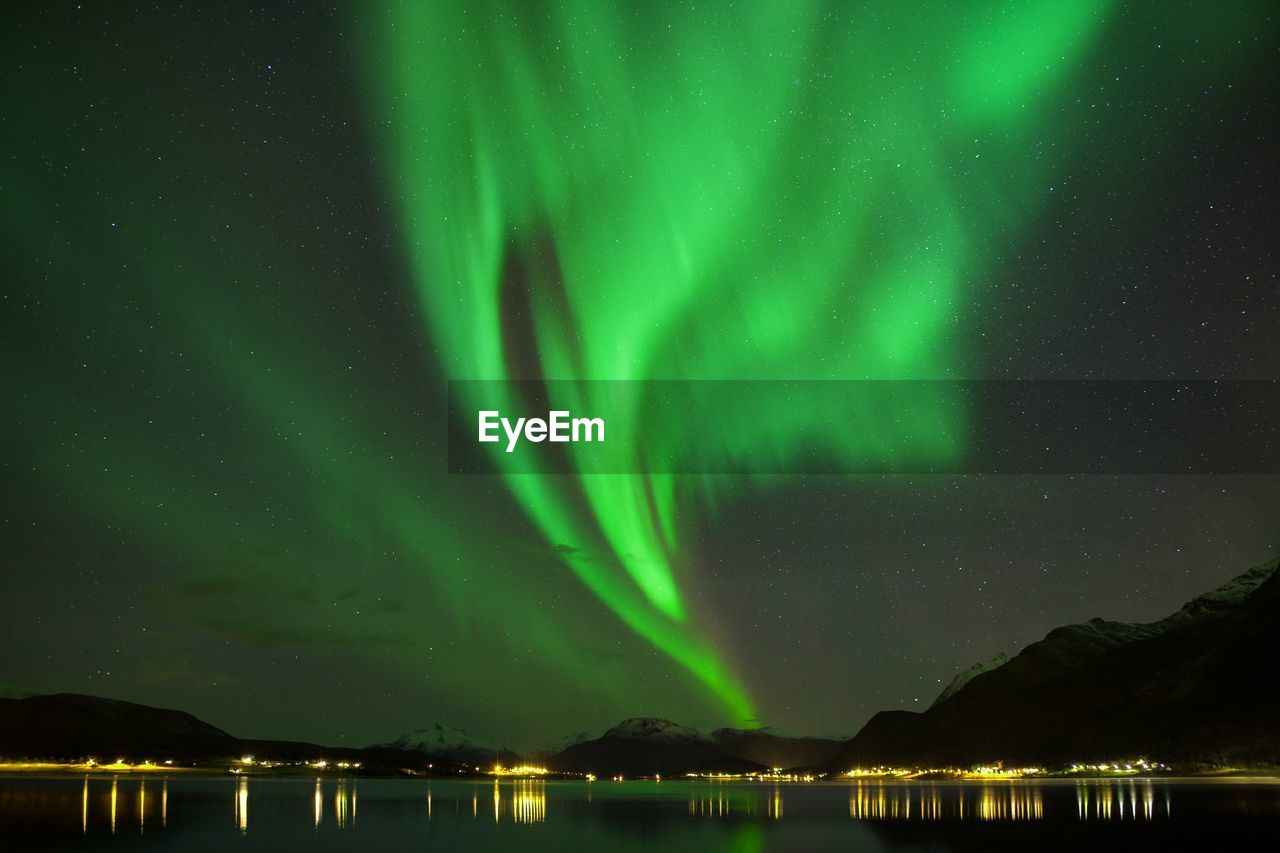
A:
[603,717,708,740]
[374,722,516,765]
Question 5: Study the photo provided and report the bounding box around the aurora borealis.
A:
[2,1,1278,748]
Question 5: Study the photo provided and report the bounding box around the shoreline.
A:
[2,766,1277,783]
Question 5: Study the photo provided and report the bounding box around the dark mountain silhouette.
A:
[546,717,844,775]
[688,755,769,775]
[0,693,233,758]
[829,556,1280,771]
[0,693,456,773]
[709,727,848,769]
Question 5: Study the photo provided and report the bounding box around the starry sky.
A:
[1,1,1277,750]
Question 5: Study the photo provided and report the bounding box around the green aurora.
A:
[2,0,1275,744]
[360,0,1116,722]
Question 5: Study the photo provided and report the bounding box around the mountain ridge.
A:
[829,555,1280,771]
[546,717,845,775]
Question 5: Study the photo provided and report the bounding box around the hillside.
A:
[829,556,1280,770]
[0,693,453,773]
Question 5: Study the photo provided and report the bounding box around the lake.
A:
[1,775,1278,850]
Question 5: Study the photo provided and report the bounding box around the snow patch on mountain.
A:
[604,717,708,740]
[375,722,507,761]
[930,556,1280,708]
[931,653,1009,708]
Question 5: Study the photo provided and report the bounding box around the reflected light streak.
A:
[481,779,549,824]
[689,787,734,818]
[848,781,1044,821]
[512,780,547,824]
[235,776,248,834]
[1075,779,1168,821]
[334,779,352,829]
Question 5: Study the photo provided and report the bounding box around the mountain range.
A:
[2,555,1276,774]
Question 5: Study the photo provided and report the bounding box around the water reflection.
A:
[305,777,359,830]
[234,776,248,834]
[149,773,1177,824]
[976,784,1043,821]
[1076,779,1168,821]
[15,774,1265,839]
[70,776,372,836]
[511,780,546,824]
[843,779,1174,822]
[470,779,547,824]
[76,776,165,834]
[689,786,742,817]
[333,778,355,828]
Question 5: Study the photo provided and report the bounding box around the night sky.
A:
[2,1,1277,750]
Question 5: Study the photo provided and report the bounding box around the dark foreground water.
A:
[1,775,1278,851]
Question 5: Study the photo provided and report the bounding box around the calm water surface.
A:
[1,775,1278,851]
